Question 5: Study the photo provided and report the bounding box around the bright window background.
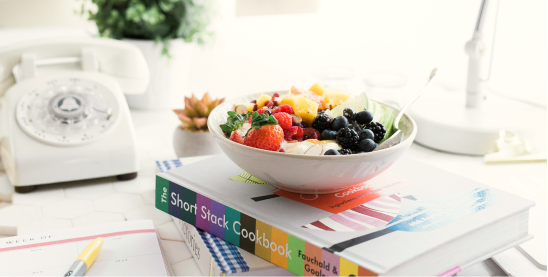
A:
[191,0,547,107]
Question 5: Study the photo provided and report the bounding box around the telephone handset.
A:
[0,37,150,192]
[0,37,149,96]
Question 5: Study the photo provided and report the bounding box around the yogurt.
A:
[281,139,341,155]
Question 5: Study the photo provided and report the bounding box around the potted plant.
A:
[173,93,224,157]
[83,0,215,110]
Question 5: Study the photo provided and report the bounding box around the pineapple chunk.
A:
[280,95,302,110]
[256,94,271,109]
[308,83,325,96]
[323,91,351,108]
[295,97,319,126]
[234,103,255,112]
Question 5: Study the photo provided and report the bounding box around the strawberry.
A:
[229,131,244,144]
[244,125,284,151]
[273,112,292,130]
[284,126,303,142]
[273,104,294,115]
[243,111,284,151]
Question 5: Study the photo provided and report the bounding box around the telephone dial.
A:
[0,37,149,192]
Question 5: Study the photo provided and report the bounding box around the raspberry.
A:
[229,131,244,144]
[256,107,271,114]
[284,126,303,142]
[273,112,292,130]
[244,125,284,151]
[273,104,295,115]
[303,128,321,140]
[272,93,280,100]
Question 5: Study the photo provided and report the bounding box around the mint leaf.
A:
[250,112,278,130]
[220,111,249,134]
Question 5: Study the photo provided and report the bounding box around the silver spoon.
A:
[374,68,437,151]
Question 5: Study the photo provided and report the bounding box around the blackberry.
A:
[365,122,386,143]
[338,148,353,155]
[343,108,356,122]
[311,113,332,132]
[336,127,360,149]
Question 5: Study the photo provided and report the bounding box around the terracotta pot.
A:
[173,127,222,158]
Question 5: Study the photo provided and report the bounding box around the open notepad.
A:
[0,220,172,276]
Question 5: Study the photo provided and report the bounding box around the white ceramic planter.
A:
[123,39,193,110]
[173,127,222,158]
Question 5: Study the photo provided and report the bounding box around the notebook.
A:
[0,220,172,276]
[155,154,534,276]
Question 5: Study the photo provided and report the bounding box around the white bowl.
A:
[207,92,417,194]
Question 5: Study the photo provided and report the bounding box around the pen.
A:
[63,237,104,277]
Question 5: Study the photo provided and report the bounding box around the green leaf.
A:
[159,0,175,11]
[250,112,278,130]
[219,111,249,134]
[142,5,165,25]
[125,1,145,22]
[81,0,216,56]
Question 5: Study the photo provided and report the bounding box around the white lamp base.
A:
[409,84,544,156]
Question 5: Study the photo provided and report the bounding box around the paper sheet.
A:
[0,220,171,276]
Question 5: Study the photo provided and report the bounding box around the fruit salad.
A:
[220,84,396,156]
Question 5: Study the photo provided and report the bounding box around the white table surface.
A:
[0,109,545,276]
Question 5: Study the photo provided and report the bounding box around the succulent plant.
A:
[174,93,224,131]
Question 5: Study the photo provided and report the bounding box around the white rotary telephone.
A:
[0,37,149,193]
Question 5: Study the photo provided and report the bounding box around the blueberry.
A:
[343,108,356,122]
[324,149,340,155]
[356,110,373,125]
[359,129,375,141]
[331,116,349,131]
[358,139,377,152]
[321,129,337,140]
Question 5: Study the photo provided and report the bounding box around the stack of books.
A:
[156,155,533,276]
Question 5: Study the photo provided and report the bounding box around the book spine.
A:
[173,217,223,277]
[156,176,377,277]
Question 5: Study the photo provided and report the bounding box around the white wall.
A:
[0,0,91,27]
